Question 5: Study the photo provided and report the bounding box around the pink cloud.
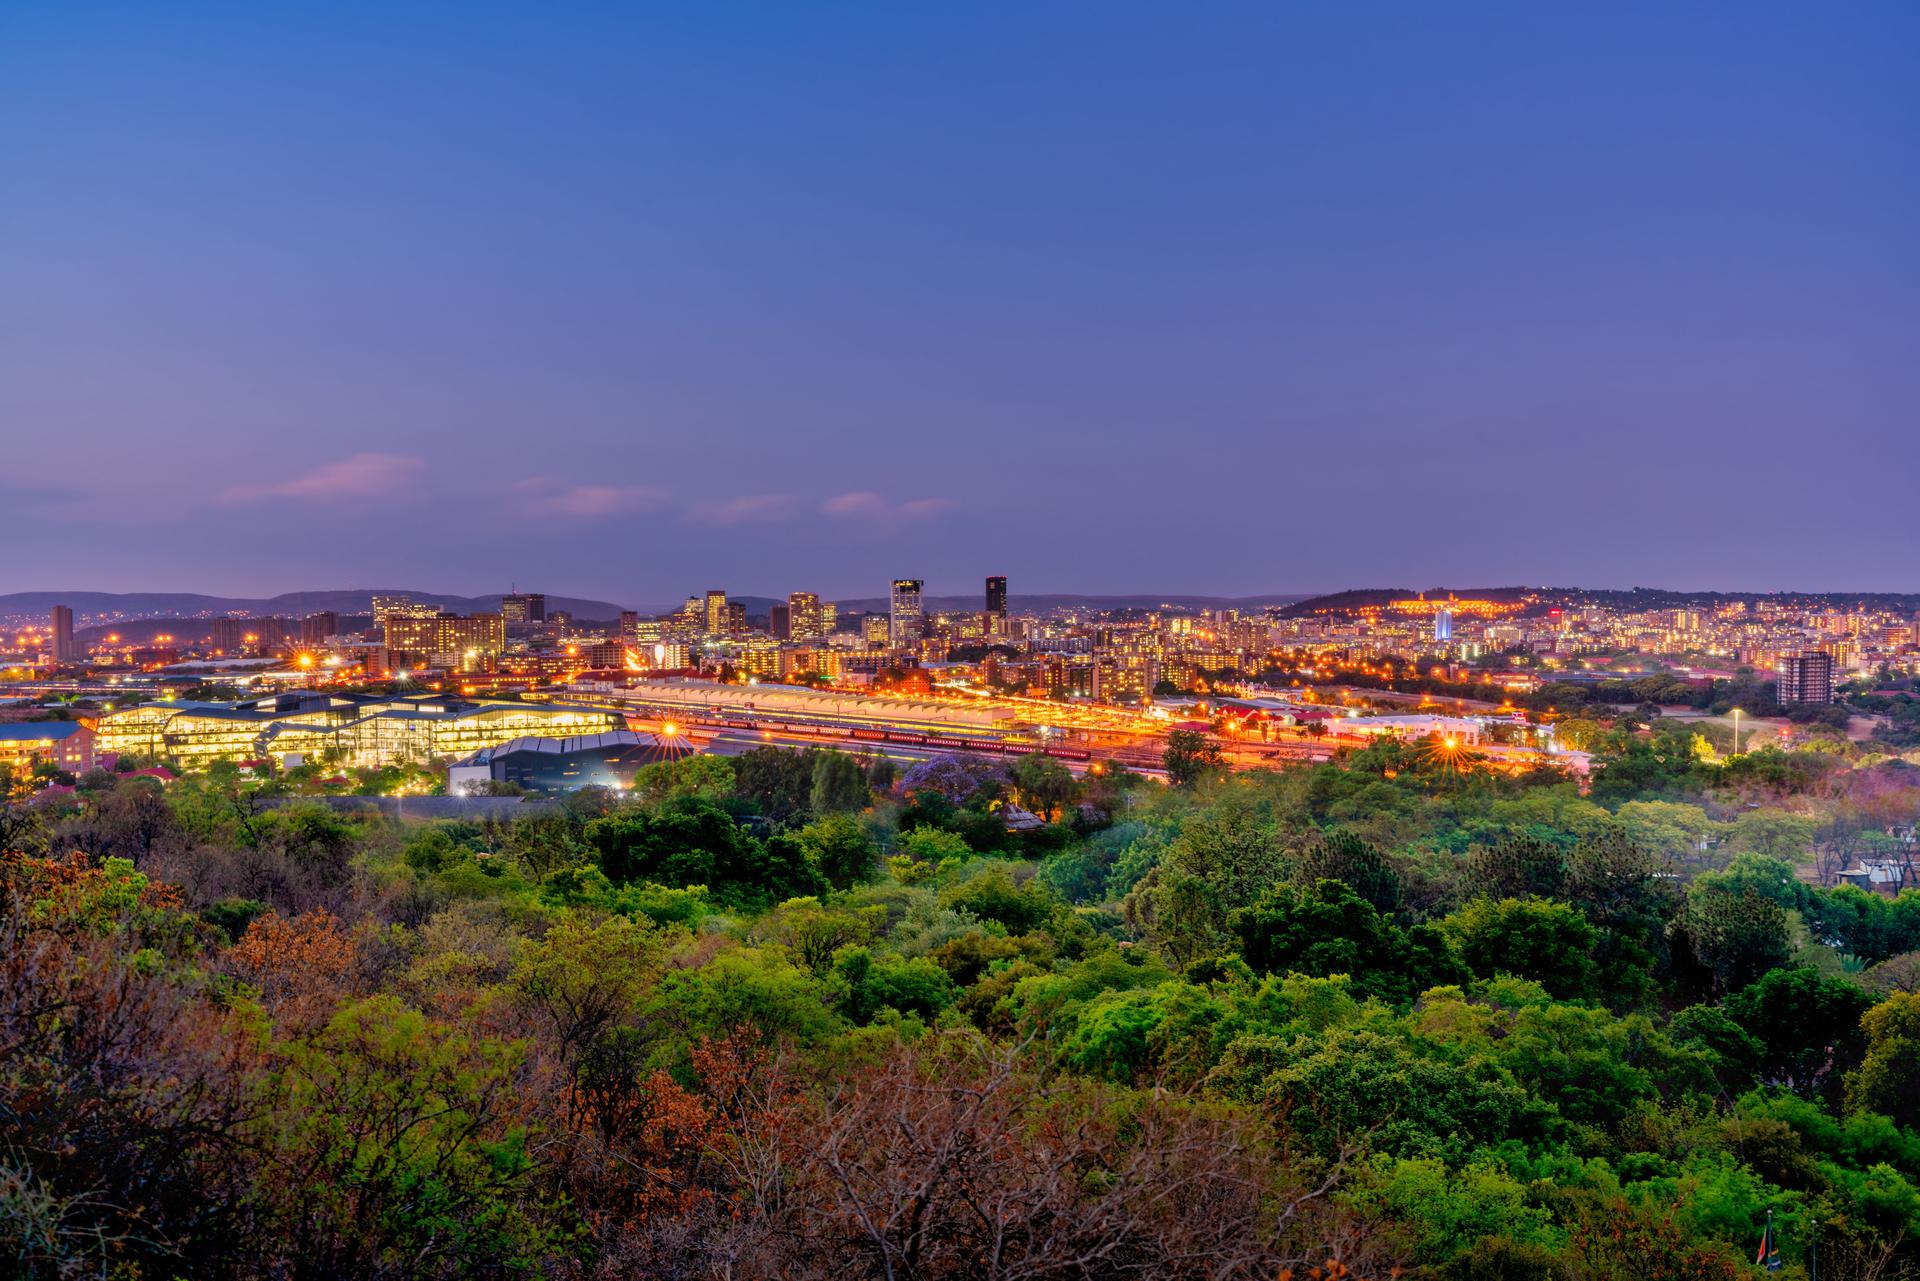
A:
[516,478,667,517]
[688,493,801,525]
[222,452,424,503]
[822,491,955,519]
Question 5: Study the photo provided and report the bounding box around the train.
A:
[694,714,1091,761]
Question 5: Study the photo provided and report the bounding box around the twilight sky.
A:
[2,2,1916,608]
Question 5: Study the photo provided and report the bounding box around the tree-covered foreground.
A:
[6,736,1920,1279]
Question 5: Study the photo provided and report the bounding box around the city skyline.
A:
[4,2,1917,598]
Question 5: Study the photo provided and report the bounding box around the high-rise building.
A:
[619,612,662,645]
[769,604,791,640]
[1776,651,1835,705]
[985,576,1008,637]
[726,601,748,635]
[788,591,826,641]
[51,605,79,663]
[501,592,546,625]
[890,579,924,649]
[372,594,439,624]
[704,590,729,636]
[1433,608,1453,643]
[383,612,506,670]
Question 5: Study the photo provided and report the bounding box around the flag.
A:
[1756,1219,1783,1272]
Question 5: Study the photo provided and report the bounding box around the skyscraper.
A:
[890,579,924,649]
[769,604,791,640]
[51,604,78,663]
[501,592,546,625]
[1433,607,1452,643]
[704,590,728,636]
[985,576,1008,637]
[1776,651,1835,705]
[788,591,825,641]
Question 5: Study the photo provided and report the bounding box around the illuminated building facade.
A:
[788,591,827,641]
[501,592,546,625]
[382,612,506,669]
[372,595,440,624]
[620,612,662,645]
[985,576,1007,637]
[0,721,94,772]
[890,578,923,649]
[1776,651,1835,705]
[97,691,620,770]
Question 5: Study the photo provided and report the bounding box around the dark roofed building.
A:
[447,730,690,794]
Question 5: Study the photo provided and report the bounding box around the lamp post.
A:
[1733,707,1742,756]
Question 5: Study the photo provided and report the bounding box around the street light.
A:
[1732,708,1741,755]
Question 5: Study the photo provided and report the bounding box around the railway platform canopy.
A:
[569,677,1019,732]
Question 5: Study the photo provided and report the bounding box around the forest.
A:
[5,729,1920,1280]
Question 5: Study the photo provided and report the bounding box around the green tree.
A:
[1294,828,1402,913]
[1230,880,1465,1005]
[809,750,869,815]
[1121,809,1284,965]
[1441,897,1600,1001]
[1675,884,1792,996]
[1008,754,1076,822]
[1465,833,1567,901]
[1162,730,1225,787]
[255,996,553,1275]
[1844,990,1920,1128]
[791,812,878,889]
[1723,967,1871,1101]
[731,746,817,824]
[630,754,735,806]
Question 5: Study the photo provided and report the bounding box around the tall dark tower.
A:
[985,576,1008,637]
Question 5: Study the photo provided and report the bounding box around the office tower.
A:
[769,604,791,639]
[890,579,924,649]
[372,594,439,625]
[726,601,747,635]
[51,605,78,663]
[1776,651,1835,705]
[501,592,546,625]
[788,591,825,641]
[383,612,506,669]
[704,590,728,636]
[985,576,1008,636]
[1433,607,1452,643]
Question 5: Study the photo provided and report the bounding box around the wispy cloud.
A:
[515,477,668,517]
[0,480,88,510]
[687,493,802,526]
[822,491,955,519]
[221,452,424,503]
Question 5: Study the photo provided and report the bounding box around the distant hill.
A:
[2,589,1314,628]
[1282,585,1920,617]
[832,593,1311,616]
[0,589,631,625]
[1281,586,1543,616]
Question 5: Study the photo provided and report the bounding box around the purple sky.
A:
[3,2,1916,609]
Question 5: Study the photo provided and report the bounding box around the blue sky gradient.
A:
[3,2,1915,606]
